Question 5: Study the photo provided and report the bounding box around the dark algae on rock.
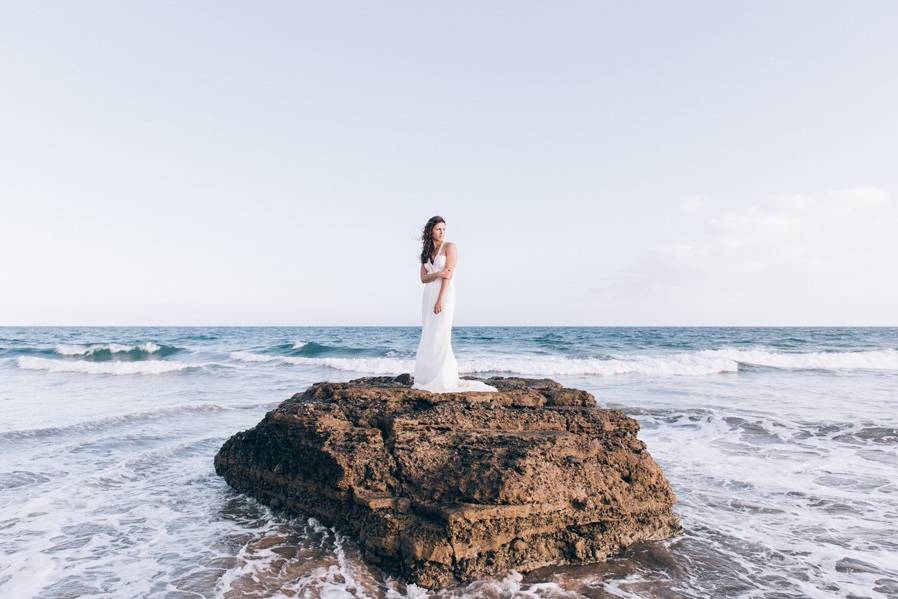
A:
[214,375,683,588]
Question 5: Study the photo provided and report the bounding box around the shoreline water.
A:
[1,326,897,597]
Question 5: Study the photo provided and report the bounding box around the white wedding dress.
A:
[412,242,498,393]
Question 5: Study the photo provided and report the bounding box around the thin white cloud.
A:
[594,187,898,324]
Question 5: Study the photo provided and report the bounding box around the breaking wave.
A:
[54,342,182,361]
[698,348,898,371]
[228,348,898,376]
[229,351,414,374]
[16,356,204,375]
[240,340,397,360]
[229,351,734,376]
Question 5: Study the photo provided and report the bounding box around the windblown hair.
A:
[420,216,446,264]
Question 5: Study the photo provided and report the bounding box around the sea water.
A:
[1,327,896,598]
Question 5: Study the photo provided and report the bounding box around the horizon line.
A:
[2,324,897,329]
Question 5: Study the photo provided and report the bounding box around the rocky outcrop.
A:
[214,375,682,588]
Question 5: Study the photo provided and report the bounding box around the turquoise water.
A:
[2,327,897,597]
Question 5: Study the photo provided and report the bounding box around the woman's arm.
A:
[420,261,454,284]
[434,243,457,313]
[420,264,444,284]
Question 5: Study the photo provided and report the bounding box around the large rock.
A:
[214,375,682,588]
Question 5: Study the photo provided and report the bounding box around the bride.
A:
[412,216,497,393]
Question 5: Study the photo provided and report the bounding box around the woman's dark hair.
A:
[420,216,446,264]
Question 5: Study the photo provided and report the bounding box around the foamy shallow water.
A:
[1,327,897,598]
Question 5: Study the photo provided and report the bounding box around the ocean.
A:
[1,326,897,598]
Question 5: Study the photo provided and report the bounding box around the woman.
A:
[412,216,497,393]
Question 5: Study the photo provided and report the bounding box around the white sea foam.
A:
[54,342,162,356]
[0,403,265,442]
[292,340,307,349]
[229,351,278,363]
[229,351,734,376]
[283,355,417,374]
[458,354,738,376]
[228,348,898,376]
[230,351,414,373]
[17,356,200,375]
[699,348,898,370]
[436,571,579,598]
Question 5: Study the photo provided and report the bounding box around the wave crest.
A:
[54,342,182,361]
[229,351,735,376]
[17,356,202,375]
[699,348,898,371]
[229,351,413,374]
[228,348,898,376]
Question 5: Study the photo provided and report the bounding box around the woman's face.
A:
[432,222,446,242]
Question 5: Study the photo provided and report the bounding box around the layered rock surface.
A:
[214,375,682,588]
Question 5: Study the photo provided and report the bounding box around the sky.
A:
[2,1,897,326]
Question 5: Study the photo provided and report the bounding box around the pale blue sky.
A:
[2,2,897,325]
